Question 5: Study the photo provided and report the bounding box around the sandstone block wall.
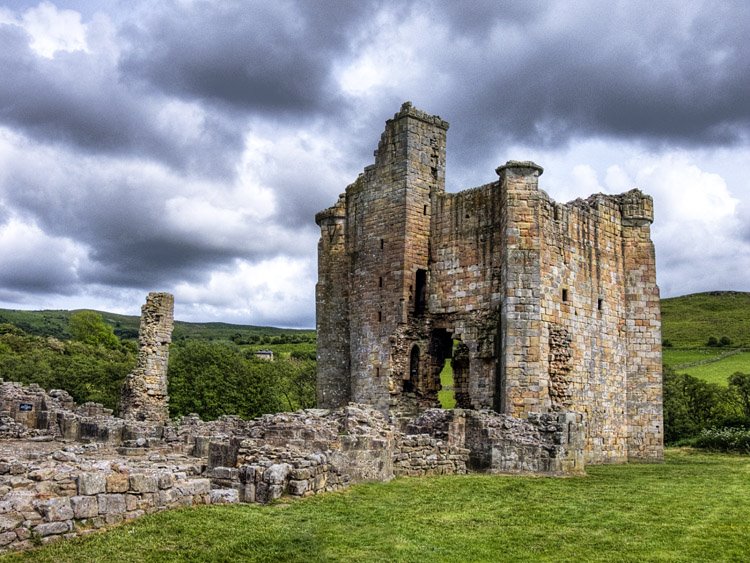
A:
[120,292,174,423]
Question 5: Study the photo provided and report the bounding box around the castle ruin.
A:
[316,102,663,463]
[120,292,174,423]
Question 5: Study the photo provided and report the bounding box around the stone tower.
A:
[316,103,663,463]
[120,292,174,423]
[316,102,448,413]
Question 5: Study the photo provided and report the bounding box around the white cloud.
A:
[173,256,316,326]
[4,1,90,58]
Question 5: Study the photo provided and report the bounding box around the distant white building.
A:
[254,350,274,361]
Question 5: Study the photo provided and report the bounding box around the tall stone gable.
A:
[316,103,663,463]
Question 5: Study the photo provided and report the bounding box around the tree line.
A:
[0,311,315,419]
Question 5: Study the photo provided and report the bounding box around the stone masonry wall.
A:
[0,450,210,552]
[120,292,174,423]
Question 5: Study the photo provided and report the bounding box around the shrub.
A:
[719,336,732,347]
[707,336,719,347]
[692,427,750,453]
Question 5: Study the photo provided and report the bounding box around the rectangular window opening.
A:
[562,288,569,302]
[380,238,384,249]
[378,276,383,288]
[423,204,428,215]
[597,298,603,311]
[377,311,382,322]
[414,269,427,315]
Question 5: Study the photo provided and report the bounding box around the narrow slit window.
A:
[423,204,428,215]
[378,311,382,322]
[380,238,384,249]
[598,298,603,311]
[379,277,383,288]
[414,269,427,315]
[562,288,569,302]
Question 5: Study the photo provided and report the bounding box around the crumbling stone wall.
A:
[0,448,211,551]
[120,292,174,423]
[315,103,663,463]
[203,404,583,504]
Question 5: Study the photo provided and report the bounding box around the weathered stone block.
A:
[37,498,73,522]
[106,473,129,493]
[78,473,106,496]
[0,514,23,533]
[34,521,70,537]
[0,531,16,546]
[209,489,239,504]
[98,494,126,515]
[263,464,290,485]
[129,474,158,493]
[70,496,98,519]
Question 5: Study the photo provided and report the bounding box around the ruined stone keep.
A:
[316,103,663,464]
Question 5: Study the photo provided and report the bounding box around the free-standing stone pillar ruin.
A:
[120,292,174,423]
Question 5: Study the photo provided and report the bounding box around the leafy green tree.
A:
[168,341,284,419]
[663,366,744,443]
[69,311,120,349]
[728,372,750,420]
[0,330,135,409]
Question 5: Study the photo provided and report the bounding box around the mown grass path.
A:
[4,449,749,562]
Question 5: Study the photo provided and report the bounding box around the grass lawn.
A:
[6,449,749,562]
[662,348,723,367]
[438,359,455,409]
[677,351,750,386]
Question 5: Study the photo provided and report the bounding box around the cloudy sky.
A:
[0,0,748,327]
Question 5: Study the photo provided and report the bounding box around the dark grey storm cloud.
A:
[0,21,244,177]
[413,0,750,180]
[0,0,747,324]
[119,1,375,115]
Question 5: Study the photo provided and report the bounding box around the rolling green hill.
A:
[661,291,750,385]
[661,291,750,349]
[0,308,315,344]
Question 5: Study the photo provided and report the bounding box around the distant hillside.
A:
[0,308,315,343]
[1,290,746,351]
[661,291,750,349]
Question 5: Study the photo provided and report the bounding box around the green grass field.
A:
[438,359,455,409]
[5,450,748,563]
[662,348,723,367]
[677,352,750,386]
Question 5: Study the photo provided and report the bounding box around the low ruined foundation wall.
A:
[392,434,469,477]
[0,451,212,552]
